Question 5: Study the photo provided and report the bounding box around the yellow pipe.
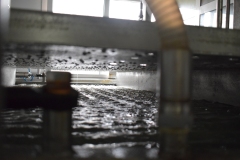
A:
[145,0,189,50]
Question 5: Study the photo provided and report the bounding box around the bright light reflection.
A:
[109,0,141,20]
[140,64,147,67]
[110,63,117,66]
[53,0,104,17]
[179,8,199,26]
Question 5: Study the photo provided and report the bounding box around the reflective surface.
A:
[1,85,240,159]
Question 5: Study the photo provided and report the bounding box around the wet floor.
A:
[1,85,240,159]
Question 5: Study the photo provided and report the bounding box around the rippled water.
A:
[0,85,158,156]
[1,85,240,159]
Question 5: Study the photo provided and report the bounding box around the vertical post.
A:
[226,0,231,29]
[159,50,192,159]
[233,0,240,29]
[43,72,73,156]
[103,0,110,18]
[216,0,223,28]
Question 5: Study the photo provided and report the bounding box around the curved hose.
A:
[145,1,192,157]
[145,0,189,50]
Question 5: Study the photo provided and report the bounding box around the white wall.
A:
[116,71,158,92]
[11,0,42,11]
[10,0,52,11]
[2,67,16,86]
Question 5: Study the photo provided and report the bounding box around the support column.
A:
[234,0,240,29]
[42,72,73,156]
[159,50,192,159]
[103,0,110,17]
[226,0,231,29]
[216,0,223,28]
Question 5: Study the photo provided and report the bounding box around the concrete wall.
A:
[192,70,240,106]
[117,70,240,107]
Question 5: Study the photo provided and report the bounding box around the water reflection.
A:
[1,85,158,150]
[2,85,240,158]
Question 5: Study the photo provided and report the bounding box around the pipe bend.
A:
[145,0,189,50]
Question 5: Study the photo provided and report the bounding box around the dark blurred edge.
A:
[0,0,10,148]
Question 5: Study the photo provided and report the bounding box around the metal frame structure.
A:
[7,9,240,57]
[199,0,234,14]
[198,0,234,28]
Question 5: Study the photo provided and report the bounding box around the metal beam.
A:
[7,9,240,57]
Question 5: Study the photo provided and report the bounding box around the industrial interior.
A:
[0,0,240,159]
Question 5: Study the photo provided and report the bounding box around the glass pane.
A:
[53,0,104,17]
[109,0,142,20]
[200,3,234,29]
[200,10,217,28]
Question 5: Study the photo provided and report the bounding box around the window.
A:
[200,3,234,29]
[109,0,142,21]
[180,8,199,26]
[222,4,234,29]
[52,0,104,17]
[200,10,217,27]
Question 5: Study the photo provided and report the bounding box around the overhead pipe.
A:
[144,0,192,158]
